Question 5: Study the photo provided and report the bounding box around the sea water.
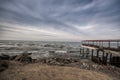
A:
[0,40,81,59]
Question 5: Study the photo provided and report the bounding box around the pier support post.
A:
[86,48,89,58]
[105,53,108,65]
[102,51,105,64]
[96,50,101,64]
[97,50,99,58]
[82,48,84,58]
[91,49,94,60]
[79,48,82,63]
[109,53,112,65]
[79,48,81,58]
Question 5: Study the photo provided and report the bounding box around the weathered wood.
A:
[86,48,89,58]
[110,56,120,67]
[106,53,108,64]
[102,51,106,65]
[81,39,120,66]
[92,56,102,64]
[97,50,99,58]
[109,53,112,63]
[91,49,94,60]
[102,51,104,61]
[81,39,120,53]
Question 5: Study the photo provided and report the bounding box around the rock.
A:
[21,57,32,63]
[39,57,79,65]
[39,58,47,63]
[0,54,10,60]
[63,59,71,64]
[13,53,32,63]
[55,58,63,62]
[14,55,24,61]
[0,61,8,72]
[22,53,32,56]
[32,59,38,63]
[10,55,17,60]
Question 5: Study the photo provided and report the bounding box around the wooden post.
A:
[106,53,108,65]
[82,48,84,58]
[80,48,81,54]
[79,48,81,58]
[86,48,89,58]
[91,49,94,60]
[97,50,99,58]
[102,51,105,64]
[83,47,84,53]
[109,53,112,64]
[79,48,82,64]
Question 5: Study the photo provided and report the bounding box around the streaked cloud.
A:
[0,0,120,41]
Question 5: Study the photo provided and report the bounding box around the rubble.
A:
[0,53,33,63]
[0,53,120,79]
[39,57,79,65]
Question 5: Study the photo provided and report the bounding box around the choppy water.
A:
[0,40,81,59]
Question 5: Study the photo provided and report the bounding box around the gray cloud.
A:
[0,0,120,41]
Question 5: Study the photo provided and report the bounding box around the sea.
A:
[0,40,81,59]
[0,40,119,59]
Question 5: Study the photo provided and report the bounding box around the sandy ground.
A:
[0,61,116,80]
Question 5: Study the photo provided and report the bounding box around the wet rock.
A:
[13,53,32,63]
[14,55,24,61]
[0,54,10,60]
[10,55,17,60]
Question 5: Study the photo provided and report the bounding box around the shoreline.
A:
[0,53,120,80]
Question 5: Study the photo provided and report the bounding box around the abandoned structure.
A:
[80,40,120,67]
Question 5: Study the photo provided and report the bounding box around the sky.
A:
[0,0,120,41]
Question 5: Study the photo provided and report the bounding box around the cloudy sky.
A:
[0,0,120,41]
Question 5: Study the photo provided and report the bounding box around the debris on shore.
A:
[0,53,120,80]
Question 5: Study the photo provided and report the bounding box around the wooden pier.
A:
[80,39,120,67]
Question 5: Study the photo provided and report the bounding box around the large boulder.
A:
[0,54,10,60]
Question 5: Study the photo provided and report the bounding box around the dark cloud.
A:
[0,0,120,40]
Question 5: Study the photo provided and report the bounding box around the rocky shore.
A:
[0,53,120,80]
